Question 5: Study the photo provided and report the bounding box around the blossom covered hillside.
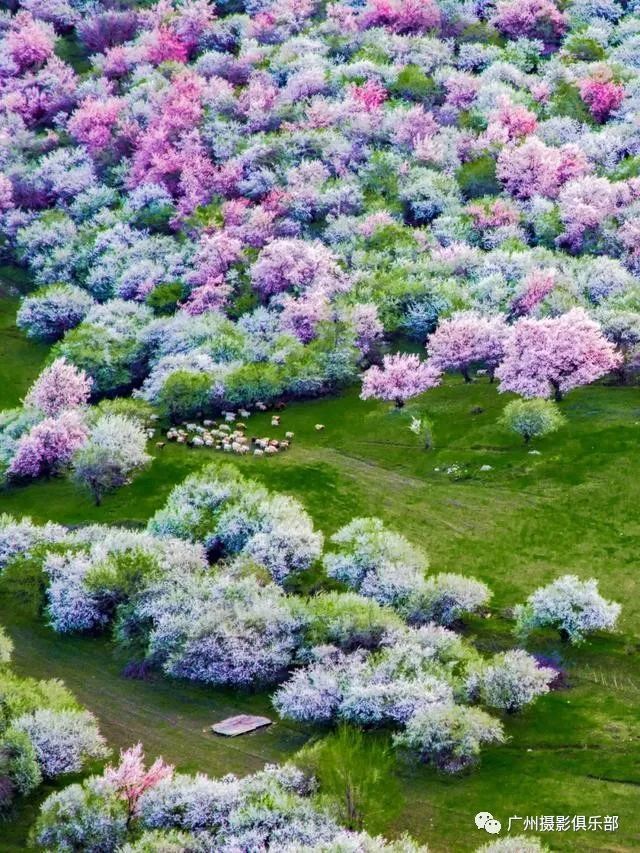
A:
[2,0,640,455]
[0,0,639,849]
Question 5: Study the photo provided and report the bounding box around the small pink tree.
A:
[104,743,173,826]
[495,309,621,401]
[509,269,556,318]
[25,358,92,417]
[579,77,624,123]
[360,353,441,408]
[427,313,509,382]
[9,411,88,479]
[491,0,566,42]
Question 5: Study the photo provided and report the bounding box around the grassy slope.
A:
[1,295,639,850]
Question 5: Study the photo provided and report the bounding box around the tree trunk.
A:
[462,367,472,383]
[395,398,405,409]
[552,381,563,402]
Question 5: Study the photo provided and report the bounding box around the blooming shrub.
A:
[11,709,108,778]
[466,650,556,712]
[393,705,505,772]
[361,354,441,409]
[514,575,621,643]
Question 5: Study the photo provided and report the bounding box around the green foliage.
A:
[500,398,566,444]
[548,80,593,124]
[52,325,143,397]
[390,65,438,102]
[84,548,163,614]
[223,362,284,406]
[157,371,213,422]
[298,592,404,651]
[89,397,153,427]
[564,34,605,61]
[456,156,500,200]
[300,725,403,832]
[0,728,42,803]
[145,282,187,316]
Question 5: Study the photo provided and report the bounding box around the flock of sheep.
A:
[153,404,310,456]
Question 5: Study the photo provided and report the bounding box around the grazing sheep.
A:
[150,414,159,421]
[265,445,278,454]
[177,436,186,444]
[236,422,246,430]
[204,439,214,447]
[186,423,197,431]
[254,448,264,456]
[285,431,294,439]
[315,424,325,431]
[219,424,231,433]
[203,419,213,427]
[239,409,251,419]
[192,436,204,447]
[270,417,280,427]
[146,429,156,438]
[155,442,166,449]
[280,440,290,450]
[256,401,267,411]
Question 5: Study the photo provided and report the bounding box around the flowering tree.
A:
[104,744,173,825]
[11,709,108,778]
[17,286,94,342]
[500,398,565,444]
[360,354,441,408]
[491,0,566,42]
[466,650,556,713]
[8,411,88,479]
[393,705,504,773]
[25,358,92,416]
[71,414,151,506]
[514,575,621,644]
[495,309,621,400]
[427,313,509,382]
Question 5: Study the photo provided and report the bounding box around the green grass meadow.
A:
[0,294,639,851]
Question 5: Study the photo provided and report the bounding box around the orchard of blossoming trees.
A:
[0,0,637,846]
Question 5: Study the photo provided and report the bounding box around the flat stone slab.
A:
[211,714,272,736]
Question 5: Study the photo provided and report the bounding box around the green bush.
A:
[157,371,213,421]
[145,282,186,316]
[456,156,500,200]
[500,398,566,444]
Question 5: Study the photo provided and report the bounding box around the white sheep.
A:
[254,448,264,456]
[224,412,236,422]
[239,409,251,419]
[285,431,294,439]
[315,424,325,431]
[192,436,204,446]
[265,445,278,454]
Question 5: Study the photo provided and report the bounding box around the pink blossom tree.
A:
[360,353,441,408]
[25,358,92,417]
[9,411,88,479]
[251,239,345,299]
[509,269,556,318]
[103,743,173,825]
[495,309,621,400]
[5,12,56,72]
[491,0,566,43]
[579,76,624,123]
[496,137,589,200]
[427,313,510,382]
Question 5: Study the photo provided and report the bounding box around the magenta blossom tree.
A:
[8,411,88,479]
[25,358,92,417]
[103,743,173,825]
[495,309,621,401]
[427,312,509,383]
[361,353,441,408]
